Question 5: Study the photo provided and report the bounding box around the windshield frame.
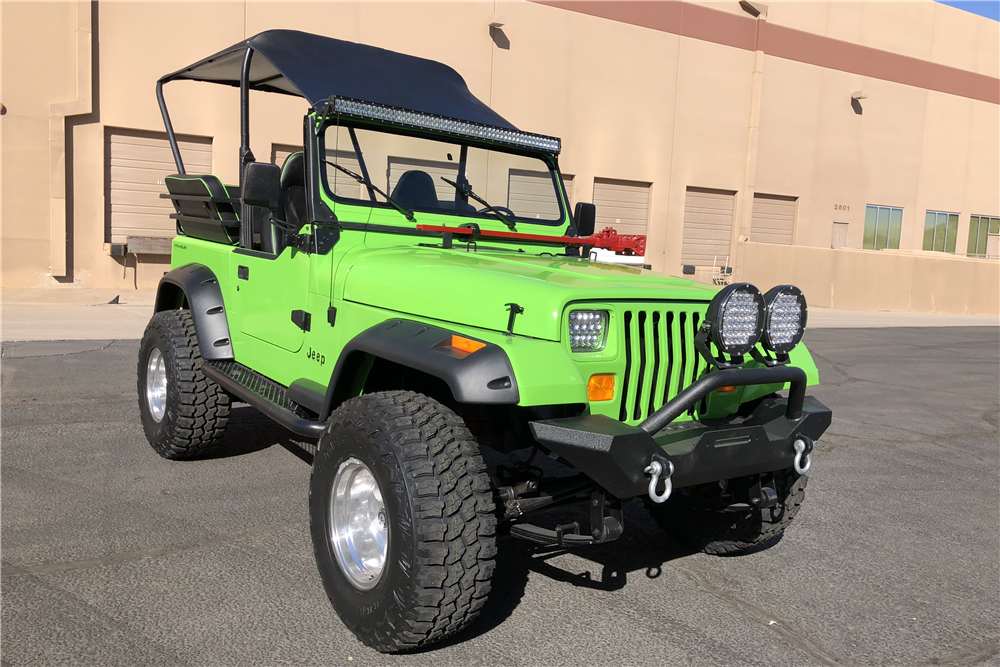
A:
[317,117,570,228]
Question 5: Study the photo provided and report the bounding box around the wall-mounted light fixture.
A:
[851,90,866,115]
[739,1,768,19]
[489,15,510,50]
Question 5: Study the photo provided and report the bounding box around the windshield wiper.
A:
[440,177,516,232]
[325,160,414,222]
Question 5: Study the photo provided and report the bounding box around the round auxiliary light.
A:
[762,285,808,354]
[706,283,766,357]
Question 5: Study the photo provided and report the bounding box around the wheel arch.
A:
[319,319,519,420]
[154,263,234,361]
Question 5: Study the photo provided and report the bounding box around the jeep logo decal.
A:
[306,347,326,366]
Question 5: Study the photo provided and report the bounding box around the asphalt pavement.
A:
[1,328,998,666]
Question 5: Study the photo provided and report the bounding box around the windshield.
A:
[321,123,566,226]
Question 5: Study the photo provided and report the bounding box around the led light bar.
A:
[328,97,561,154]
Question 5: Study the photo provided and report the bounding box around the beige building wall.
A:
[2,0,998,315]
[1,1,81,286]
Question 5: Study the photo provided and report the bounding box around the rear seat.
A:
[164,174,241,245]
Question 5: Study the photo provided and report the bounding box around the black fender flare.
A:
[316,319,519,420]
[154,263,234,361]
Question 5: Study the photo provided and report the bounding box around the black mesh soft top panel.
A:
[160,30,516,130]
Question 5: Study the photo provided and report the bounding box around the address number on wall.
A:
[834,204,850,211]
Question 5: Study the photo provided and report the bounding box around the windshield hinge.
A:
[290,233,313,254]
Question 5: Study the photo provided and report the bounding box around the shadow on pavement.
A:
[421,501,699,652]
[199,407,728,652]
[196,404,317,463]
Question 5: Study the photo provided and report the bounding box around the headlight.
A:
[569,310,609,352]
[762,285,807,353]
[706,283,765,357]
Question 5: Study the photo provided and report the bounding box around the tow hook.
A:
[793,436,815,475]
[644,454,674,504]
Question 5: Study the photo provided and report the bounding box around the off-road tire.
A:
[137,310,230,459]
[648,468,807,556]
[309,391,497,653]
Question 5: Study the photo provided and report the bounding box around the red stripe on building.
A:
[534,0,1000,105]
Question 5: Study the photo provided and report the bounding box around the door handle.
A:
[238,266,249,280]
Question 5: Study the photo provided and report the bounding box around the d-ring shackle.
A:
[793,437,814,475]
[644,457,674,504]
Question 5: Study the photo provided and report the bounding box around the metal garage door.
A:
[681,187,736,266]
[107,130,212,243]
[387,157,458,202]
[507,169,567,220]
[593,178,650,236]
[271,144,300,168]
[272,144,365,200]
[506,171,573,220]
[750,193,796,245]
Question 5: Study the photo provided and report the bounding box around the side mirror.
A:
[574,202,596,238]
[242,162,281,210]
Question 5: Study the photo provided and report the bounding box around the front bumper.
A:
[529,365,832,500]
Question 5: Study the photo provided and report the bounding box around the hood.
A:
[342,247,717,340]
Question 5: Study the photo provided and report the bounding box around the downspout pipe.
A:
[48,0,94,279]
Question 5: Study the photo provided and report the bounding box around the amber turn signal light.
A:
[717,386,737,393]
[449,335,486,355]
[587,373,615,401]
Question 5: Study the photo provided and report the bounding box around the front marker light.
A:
[569,310,609,352]
[762,285,808,354]
[587,374,615,401]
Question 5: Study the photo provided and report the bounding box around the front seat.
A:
[278,152,308,232]
[390,170,439,210]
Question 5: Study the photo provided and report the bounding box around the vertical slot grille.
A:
[619,311,633,421]
[677,312,688,398]
[647,312,661,417]
[663,312,674,408]
[690,313,701,388]
[632,311,648,420]
[615,305,705,424]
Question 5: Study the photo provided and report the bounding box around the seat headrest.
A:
[280,152,305,189]
[164,173,229,199]
[390,170,439,210]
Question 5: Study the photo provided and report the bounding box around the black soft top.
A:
[160,29,517,130]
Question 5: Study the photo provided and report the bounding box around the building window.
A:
[968,215,1000,258]
[922,211,958,253]
[863,205,902,250]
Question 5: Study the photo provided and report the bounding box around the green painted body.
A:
[169,141,819,425]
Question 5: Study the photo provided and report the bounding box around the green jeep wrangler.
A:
[140,30,831,652]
